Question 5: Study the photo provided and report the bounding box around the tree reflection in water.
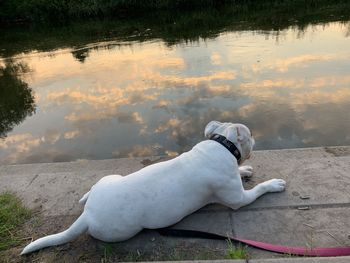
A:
[0,60,36,138]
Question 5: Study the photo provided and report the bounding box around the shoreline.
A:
[1,0,349,26]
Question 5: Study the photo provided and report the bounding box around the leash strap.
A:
[157,228,350,257]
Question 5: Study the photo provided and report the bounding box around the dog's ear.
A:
[225,126,244,143]
[236,126,244,142]
[204,121,222,138]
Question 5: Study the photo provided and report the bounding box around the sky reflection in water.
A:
[1,21,350,164]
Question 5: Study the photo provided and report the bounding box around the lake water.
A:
[1,15,350,165]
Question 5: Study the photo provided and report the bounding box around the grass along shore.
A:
[1,0,349,25]
[0,192,31,252]
[1,0,350,59]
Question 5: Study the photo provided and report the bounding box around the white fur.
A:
[21,121,286,255]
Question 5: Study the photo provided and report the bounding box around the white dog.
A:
[21,121,286,255]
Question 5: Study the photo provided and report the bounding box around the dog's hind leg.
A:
[79,191,90,204]
[79,174,123,205]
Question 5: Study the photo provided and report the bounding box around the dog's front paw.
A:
[239,165,253,178]
[263,179,286,192]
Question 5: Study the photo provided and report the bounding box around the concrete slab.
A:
[231,207,350,259]
[242,155,350,209]
[139,257,350,263]
[0,156,161,216]
[1,146,350,262]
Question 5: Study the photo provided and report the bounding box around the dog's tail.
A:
[21,212,88,255]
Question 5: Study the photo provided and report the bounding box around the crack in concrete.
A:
[236,202,350,212]
[228,210,236,237]
[27,174,39,188]
[196,202,350,214]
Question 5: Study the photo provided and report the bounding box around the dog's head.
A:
[204,121,255,164]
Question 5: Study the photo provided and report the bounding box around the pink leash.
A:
[158,228,350,257]
[235,237,350,257]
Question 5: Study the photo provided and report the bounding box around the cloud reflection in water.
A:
[1,22,350,164]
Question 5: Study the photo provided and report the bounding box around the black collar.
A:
[210,134,241,162]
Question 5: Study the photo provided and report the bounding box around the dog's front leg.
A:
[237,179,286,208]
[239,165,253,179]
[216,178,286,210]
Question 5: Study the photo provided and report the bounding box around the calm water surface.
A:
[1,20,350,164]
